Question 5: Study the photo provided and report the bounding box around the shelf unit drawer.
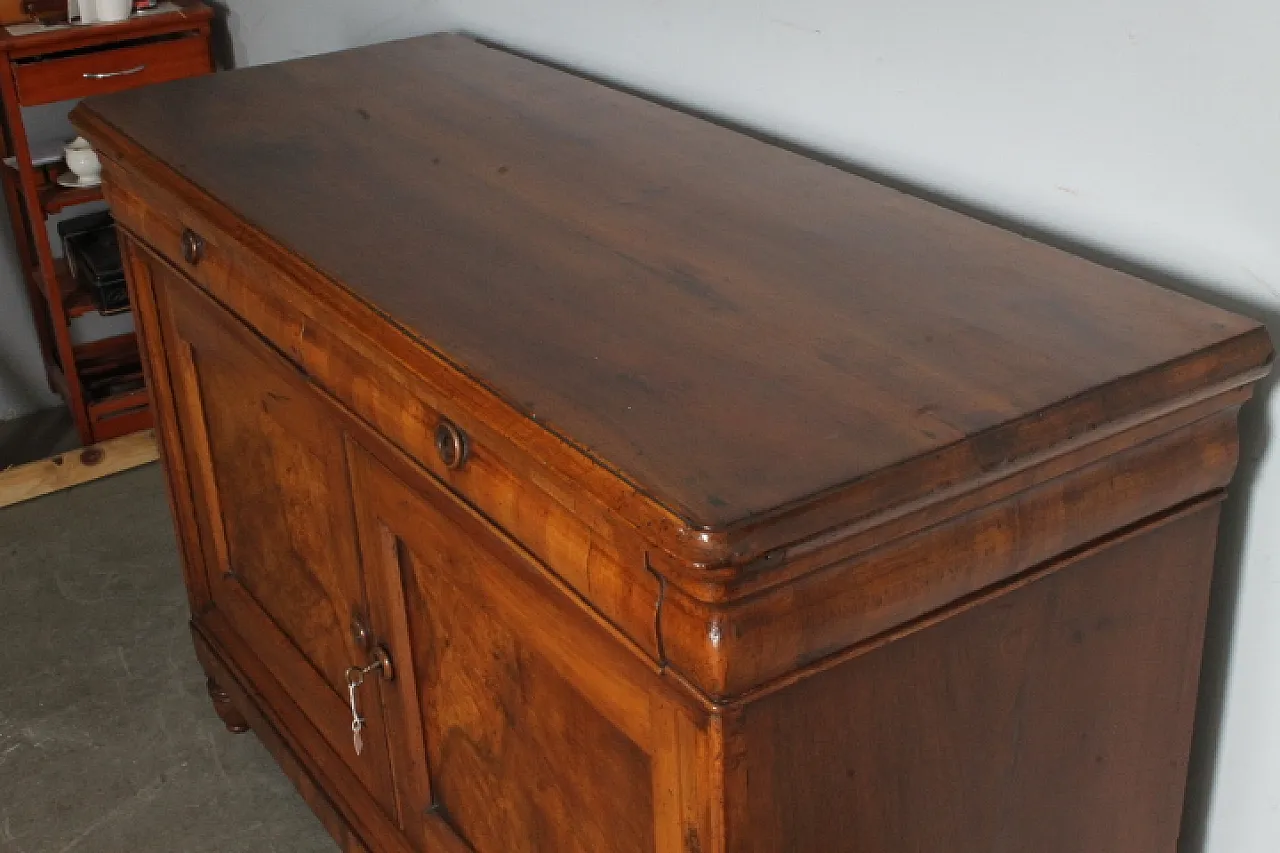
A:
[13,33,210,106]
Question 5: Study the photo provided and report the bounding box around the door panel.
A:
[151,262,398,816]
[349,441,711,853]
[408,537,654,853]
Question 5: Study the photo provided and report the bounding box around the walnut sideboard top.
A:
[75,34,1272,853]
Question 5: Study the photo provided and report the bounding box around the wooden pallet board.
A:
[0,428,158,509]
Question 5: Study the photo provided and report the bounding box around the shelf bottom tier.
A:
[50,332,153,444]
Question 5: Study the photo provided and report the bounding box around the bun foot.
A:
[206,677,250,734]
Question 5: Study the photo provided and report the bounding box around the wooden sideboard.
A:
[73,35,1272,853]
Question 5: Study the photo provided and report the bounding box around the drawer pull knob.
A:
[181,228,206,266]
[84,65,147,80]
[435,418,469,470]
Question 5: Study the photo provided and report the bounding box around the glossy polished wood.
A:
[725,500,1223,853]
[79,33,1271,853]
[71,34,1269,555]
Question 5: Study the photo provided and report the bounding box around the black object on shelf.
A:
[82,369,145,403]
[62,212,128,314]
[58,209,112,275]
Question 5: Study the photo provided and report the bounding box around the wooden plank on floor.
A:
[0,429,159,510]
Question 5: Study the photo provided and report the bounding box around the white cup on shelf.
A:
[64,137,101,185]
[96,0,132,23]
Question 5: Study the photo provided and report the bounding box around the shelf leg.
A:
[0,51,93,445]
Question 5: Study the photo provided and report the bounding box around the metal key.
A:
[346,666,366,756]
[344,649,394,758]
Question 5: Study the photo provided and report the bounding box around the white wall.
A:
[212,0,447,67]
[0,208,56,420]
[222,1,1280,849]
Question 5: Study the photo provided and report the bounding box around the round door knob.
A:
[181,228,206,265]
[434,418,469,471]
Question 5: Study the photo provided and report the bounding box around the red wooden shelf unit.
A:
[1,1,214,444]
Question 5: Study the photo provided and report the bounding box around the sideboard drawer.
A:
[14,33,210,106]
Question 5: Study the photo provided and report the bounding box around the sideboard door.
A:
[346,439,717,853]
[149,259,402,817]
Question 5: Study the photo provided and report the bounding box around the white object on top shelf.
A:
[5,2,180,37]
[96,0,133,24]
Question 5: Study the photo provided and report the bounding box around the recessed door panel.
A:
[349,441,716,853]
[152,262,398,817]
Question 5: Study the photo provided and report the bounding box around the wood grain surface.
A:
[74,35,1272,535]
[82,33,1276,853]
[0,428,157,509]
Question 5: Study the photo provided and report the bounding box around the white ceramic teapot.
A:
[64,137,101,185]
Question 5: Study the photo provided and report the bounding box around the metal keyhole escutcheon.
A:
[181,228,206,266]
[435,418,469,470]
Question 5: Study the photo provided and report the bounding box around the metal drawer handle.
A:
[83,65,147,80]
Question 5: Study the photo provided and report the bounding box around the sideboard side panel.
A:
[725,501,1221,853]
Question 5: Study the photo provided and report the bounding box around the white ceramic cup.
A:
[95,0,132,23]
[64,138,102,184]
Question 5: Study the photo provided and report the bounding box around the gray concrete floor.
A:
[0,464,336,852]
